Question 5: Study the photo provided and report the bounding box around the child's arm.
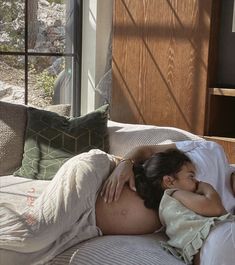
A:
[172,182,227,217]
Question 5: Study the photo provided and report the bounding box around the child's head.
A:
[134,148,197,210]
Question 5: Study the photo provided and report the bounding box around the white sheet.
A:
[176,140,235,214]
[200,222,235,265]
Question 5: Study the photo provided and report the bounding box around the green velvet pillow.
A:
[14,104,109,180]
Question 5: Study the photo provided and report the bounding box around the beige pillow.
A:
[0,102,27,176]
[0,102,72,176]
[107,120,202,156]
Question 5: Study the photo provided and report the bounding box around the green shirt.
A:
[159,189,235,264]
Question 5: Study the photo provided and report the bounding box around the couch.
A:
[0,101,213,265]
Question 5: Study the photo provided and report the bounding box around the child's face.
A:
[171,162,198,192]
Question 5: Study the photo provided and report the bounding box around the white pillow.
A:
[108,120,202,156]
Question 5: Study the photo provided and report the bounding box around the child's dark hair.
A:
[133,148,192,211]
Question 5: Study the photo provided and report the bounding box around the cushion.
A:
[107,120,202,156]
[51,234,184,265]
[0,102,27,176]
[0,102,72,176]
[14,104,109,180]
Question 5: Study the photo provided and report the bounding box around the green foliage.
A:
[48,0,62,4]
[0,44,9,52]
[37,71,56,98]
[0,1,24,49]
[0,47,24,69]
[0,1,19,22]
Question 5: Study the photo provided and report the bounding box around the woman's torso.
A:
[95,185,161,235]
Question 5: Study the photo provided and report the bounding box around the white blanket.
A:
[176,140,235,214]
[0,149,114,265]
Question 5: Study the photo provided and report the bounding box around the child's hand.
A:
[196,181,216,195]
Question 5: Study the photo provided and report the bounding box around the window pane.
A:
[0,0,25,52]
[29,0,74,54]
[28,55,73,108]
[0,55,25,104]
[0,0,81,114]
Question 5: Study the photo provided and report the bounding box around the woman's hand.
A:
[100,143,177,203]
[100,159,136,203]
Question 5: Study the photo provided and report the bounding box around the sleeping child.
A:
[131,148,235,265]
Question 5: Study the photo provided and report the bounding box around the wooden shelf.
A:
[209,88,235,97]
[203,136,235,142]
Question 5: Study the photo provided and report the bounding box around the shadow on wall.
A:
[111,0,211,133]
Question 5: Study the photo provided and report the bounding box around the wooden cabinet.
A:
[111,0,235,138]
[207,0,235,138]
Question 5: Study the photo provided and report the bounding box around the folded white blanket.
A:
[0,149,114,265]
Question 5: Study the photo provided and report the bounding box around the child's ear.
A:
[162,175,175,189]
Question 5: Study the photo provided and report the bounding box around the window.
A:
[0,0,82,116]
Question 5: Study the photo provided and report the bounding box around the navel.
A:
[120,208,128,217]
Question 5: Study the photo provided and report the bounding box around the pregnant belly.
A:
[95,186,161,235]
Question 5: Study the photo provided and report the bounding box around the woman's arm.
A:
[172,182,227,217]
[122,144,177,163]
[101,144,176,203]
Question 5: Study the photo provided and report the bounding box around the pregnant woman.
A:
[1,140,234,265]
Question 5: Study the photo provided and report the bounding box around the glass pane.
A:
[29,0,74,54]
[0,0,25,52]
[65,0,75,54]
[0,55,25,104]
[28,55,73,108]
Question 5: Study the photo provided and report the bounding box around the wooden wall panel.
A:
[111,0,214,135]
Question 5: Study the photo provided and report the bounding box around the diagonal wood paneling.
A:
[111,0,214,135]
